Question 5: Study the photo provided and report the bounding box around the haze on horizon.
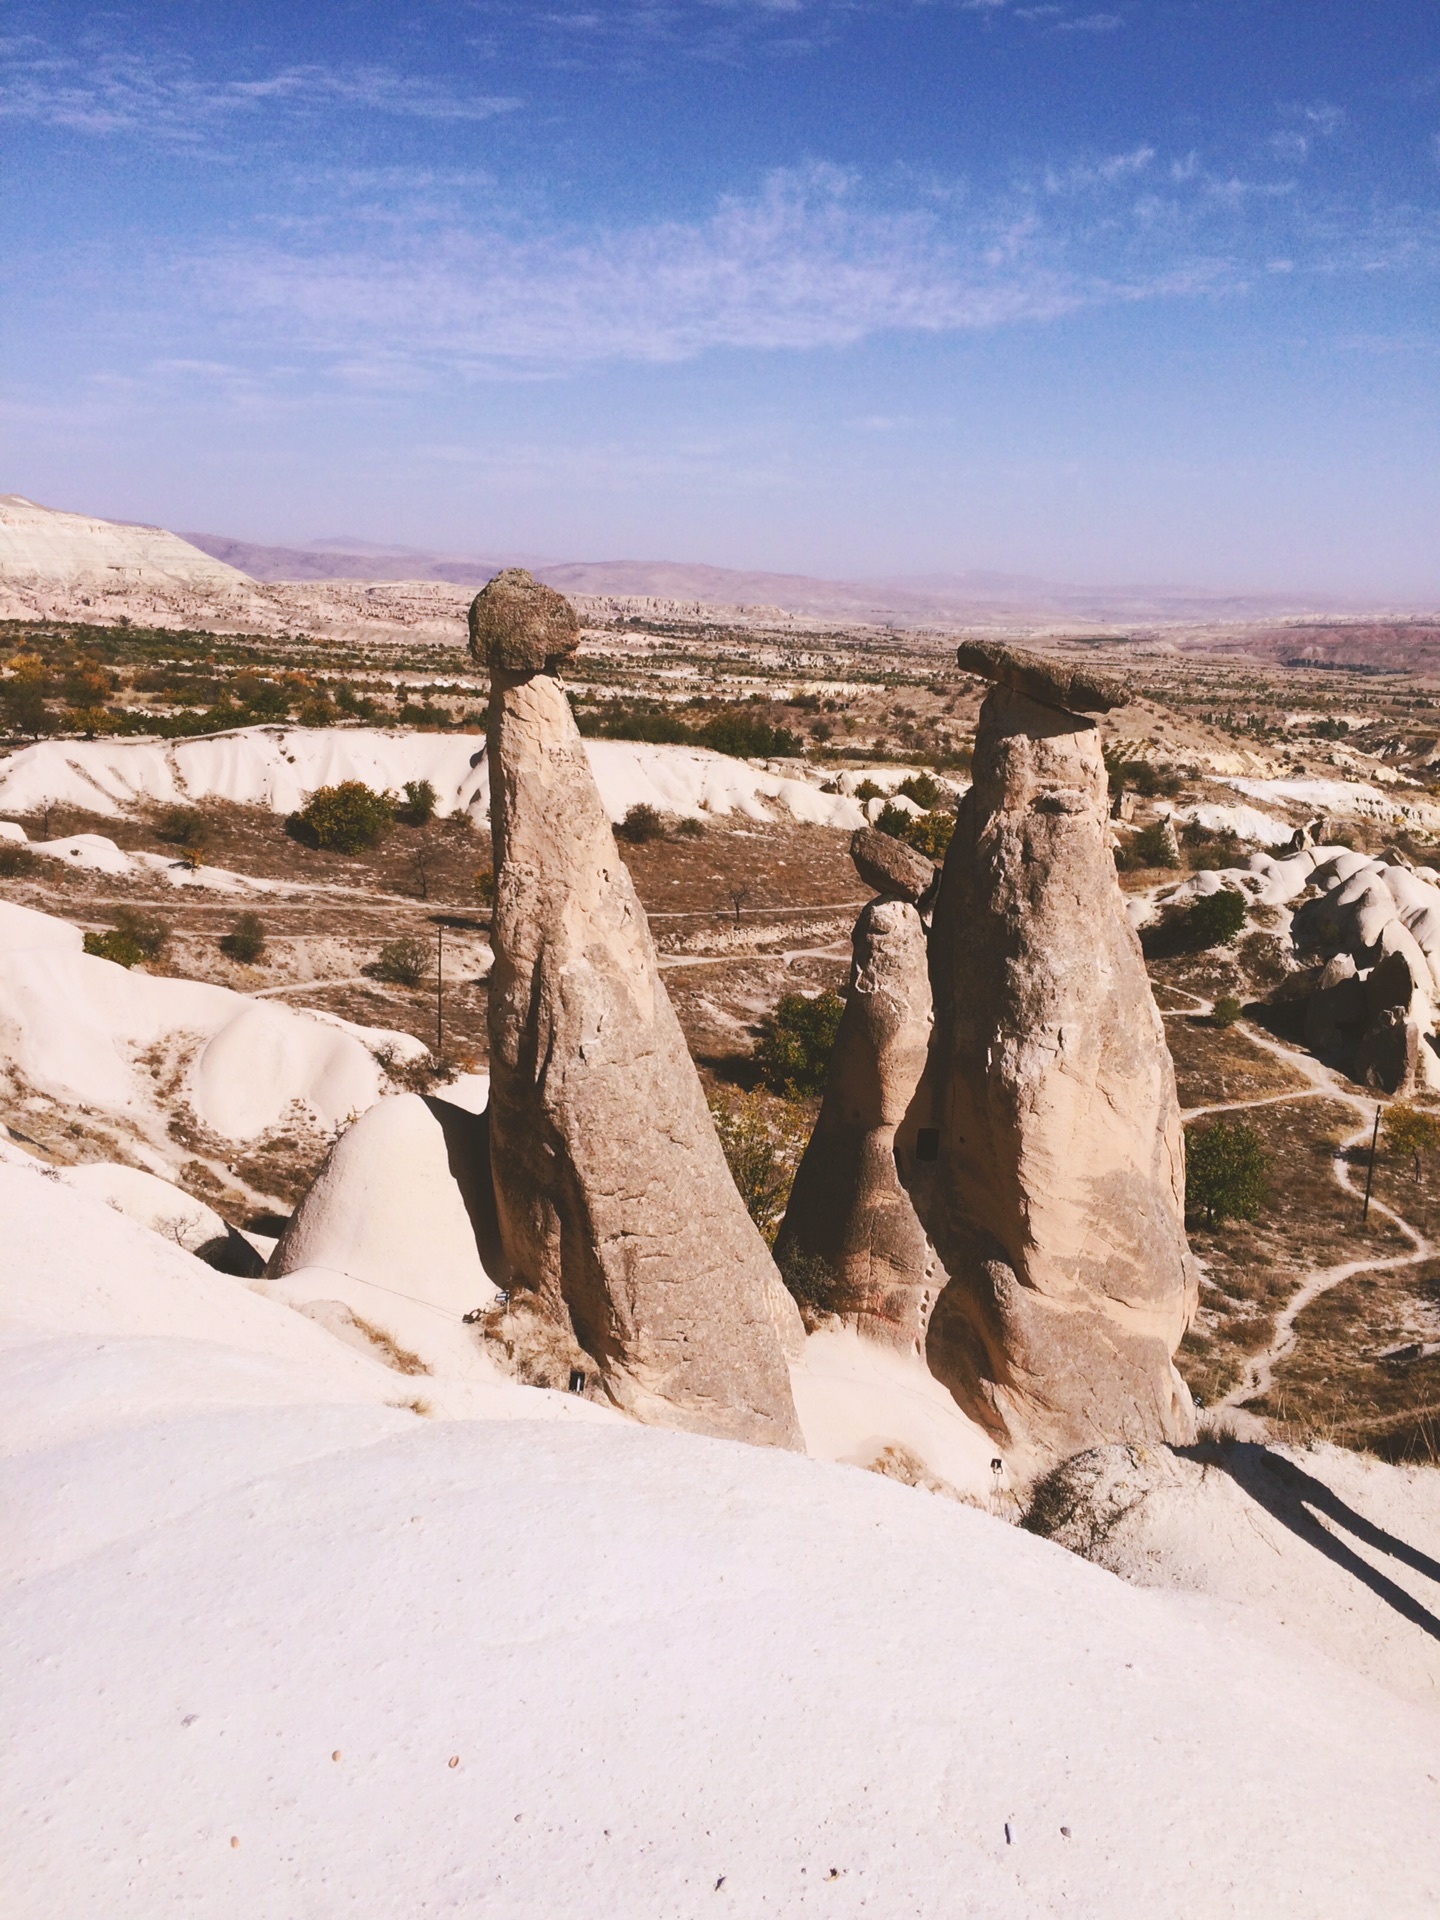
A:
[3,1,1438,600]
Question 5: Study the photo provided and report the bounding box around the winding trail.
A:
[1162,988,1434,1412]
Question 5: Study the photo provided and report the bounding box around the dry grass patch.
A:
[1166,1017,1312,1111]
[1178,1096,1396,1408]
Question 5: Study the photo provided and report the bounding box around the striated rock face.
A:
[899,651,1198,1467]
[479,583,804,1449]
[774,897,936,1348]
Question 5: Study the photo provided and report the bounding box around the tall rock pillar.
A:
[774,829,937,1350]
[473,570,804,1449]
[899,642,1197,1465]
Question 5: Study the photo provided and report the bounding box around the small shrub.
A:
[291,781,394,854]
[369,934,430,987]
[399,778,438,826]
[84,928,144,967]
[1187,887,1248,948]
[754,989,846,1098]
[110,906,170,960]
[398,701,452,730]
[1185,1119,1269,1229]
[1127,820,1180,870]
[853,779,883,803]
[219,912,266,963]
[897,770,943,810]
[874,800,913,840]
[709,1090,810,1244]
[676,815,706,838]
[334,683,381,721]
[296,695,337,727]
[0,840,38,877]
[1212,995,1244,1028]
[617,803,665,844]
[905,808,954,860]
[474,867,495,906]
[156,805,207,851]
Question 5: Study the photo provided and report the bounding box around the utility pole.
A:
[436,924,444,1057]
[1361,1103,1381,1226]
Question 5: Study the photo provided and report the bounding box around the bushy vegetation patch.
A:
[1186,1118,1270,1229]
[289,781,395,854]
[219,912,266,963]
[617,803,666,844]
[368,934,431,987]
[754,989,845,1098]
[709,1090,810,1244]
[1187,887,1249,948]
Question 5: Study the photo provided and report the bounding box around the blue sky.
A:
[3,1,1438,592]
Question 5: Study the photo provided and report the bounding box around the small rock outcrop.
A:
[900,642,1198,1467]
[473,570,804,1449]
[268,1091,500,1310]
[774,889,936,1348]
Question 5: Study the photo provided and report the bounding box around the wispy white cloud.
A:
[0,36,520,139]
[167,160,1249,382]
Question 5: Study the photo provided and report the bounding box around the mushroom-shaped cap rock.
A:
[469,568,580,674]
[954,640,1128,715]
[849,826,937,904]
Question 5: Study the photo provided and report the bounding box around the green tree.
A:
[291,781,394,854]
[1212,995,1244,1028]
[1187,887,1248,948]
[1383,1103,1440,1181]
[754,989,846,1098]
[1185,1119,1269,1228]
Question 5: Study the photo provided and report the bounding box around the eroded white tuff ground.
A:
[4,1151,1440,1919]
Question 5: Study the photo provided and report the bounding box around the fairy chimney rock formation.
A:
[475,571,804,1450]
[775,885,935,1348]
[848,826,936,906]
[900,640,1198,1467]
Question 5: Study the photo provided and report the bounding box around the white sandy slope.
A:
[1228,774,1440,831]
[2,819,293,892]
[1028,1443,1440,1712]
[0,494,251,596]
[3,1151,1440,1919]
[0,725,868,829]
[0,898,425,1148]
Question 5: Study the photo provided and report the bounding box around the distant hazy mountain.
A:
[181,531,1362,626]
